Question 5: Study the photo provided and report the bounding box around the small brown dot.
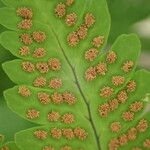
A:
[38,92,51,105]
[48,58,61,71]
[85,66,97,81]
[109,99,118,111]
[36,62,49,74]
[112,76,125,86]
[98,103,110,117]
[55,3,66,18]
[33,48,46,58]
[19,46,30,56]
[122,61,134,73]
[60,146,72,150]
[100,86,114,98]
[127,127,137,141]
[66,0,74,6]
[136,119,148,132]
[26,108,40,119]
[122,111,134,121]
[50,128,62,139]
[34,130,48,140]
[106,51,117,64]
[20,33,32,45]
[85,13,95,28]
[85,48,99,61]
[77,24,88,40]
[65,13,77,26]
[62,128,74,140]
[18,19,32,30]
[47,111,60,122]
[16,7,33,19]
[33,76,47,87]
[61,113,74,124]
[74,127,87,140]
[118,134,128,146]
[49,78,62,89]
[43,146,54,150]
[110,122,121,132]
[127,80,136,92]
[18,86,31,97]
[22,61,35,73]
[67,32,79,47]
[51,92,63,104]
[143,139,150,148]
[32,31,46,43]
[130,101,144,112]
[0,146,9,150]
[109,138,119,150]
[96,62,107,76]
[117,90,128,103]
[92,36,104,48]
[62,92,76,105]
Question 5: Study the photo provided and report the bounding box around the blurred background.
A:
[107,0,150,69]
[0,0,150,142]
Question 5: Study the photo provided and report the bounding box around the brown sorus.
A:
[61,113,75,124]
[110,122,121,132]
[100,86,114,98]
[32,31,46,43]
[62,128,75,140]
[85,48,99,61]
[34,130,48,140]
[18,19,32,30]
[50,128,62,139]
[38,92,51,105]
[122,111,134,121]
[26,108,40,119]
[18,86,31,97]
[65,13,77,26]
[62,92,76,105]
[77,24,88,40]
[36,62,49,74]
[19,46,30,56]
[16,7,33,19]
[51,92,63,104]
[33,48,46,58]
[49,78,62,89]
[47,111,60,122]
[112,76,125,86]
[92,36,104,48]
[20,33,32,45]
[48,58,61,71]
[117,90,128,103]
[106,51,117,64]
[67,32,79,47]
[33,76,47,87]
[96,62,107,76]
[85,13,95,28]
[74,127,88,140]
[22,61,35,73]
[122,61,134,73]
[55,3,66,18]
[85,67,97,81]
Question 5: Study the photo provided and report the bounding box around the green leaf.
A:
[0,96,35,142]
[96,70,150,149]
[15,120,97,150]
[0,0,150,150]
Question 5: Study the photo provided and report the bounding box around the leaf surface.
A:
[0,0,150,150]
